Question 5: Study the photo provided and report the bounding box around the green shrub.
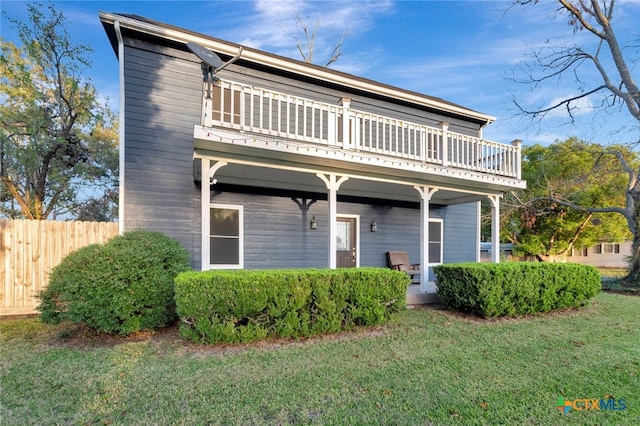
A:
[175,268,408,344]
[434,262,601,318]
[37,230,191,335]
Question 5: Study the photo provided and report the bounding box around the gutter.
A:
[115,20,125,234]
[99,12,496,125]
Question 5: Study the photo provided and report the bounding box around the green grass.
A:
[597,267,629,278]
[1,292,639,425]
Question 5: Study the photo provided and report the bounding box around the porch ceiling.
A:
[195,149,506,206]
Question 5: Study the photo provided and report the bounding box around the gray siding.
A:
[443,202,479,263]
[122,38,203,267]
[119,35,481,271]
[220,65,482,137]
[202,189,476,271]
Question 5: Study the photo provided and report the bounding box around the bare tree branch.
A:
[294,13,348,68]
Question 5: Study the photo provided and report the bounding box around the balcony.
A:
[201,79,521,180]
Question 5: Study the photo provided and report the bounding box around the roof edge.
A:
[99,11,496,124]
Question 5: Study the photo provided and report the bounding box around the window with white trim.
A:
[571,246,588,257]
[593,243,620,255]
[209,204,243,268]
[428,219,443,264]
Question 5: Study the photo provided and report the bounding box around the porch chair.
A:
[386,251,421,284]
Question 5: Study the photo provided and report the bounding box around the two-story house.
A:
[100,13,526,302]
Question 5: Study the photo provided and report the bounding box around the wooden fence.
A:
[1,220,119,316]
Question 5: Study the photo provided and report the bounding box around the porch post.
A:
[200,158,228,270]
[317,173,349,268]
[414,186,439,293]
[511,139,522,180]
[201,158,210,271]
[488,194,501,263]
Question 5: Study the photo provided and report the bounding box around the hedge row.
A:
[434,262,601,318]
[174,268,409,343]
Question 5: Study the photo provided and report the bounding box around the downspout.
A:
[115,21,125,234]
[478,118,492,140]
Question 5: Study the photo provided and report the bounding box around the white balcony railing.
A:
[203,79,521,179]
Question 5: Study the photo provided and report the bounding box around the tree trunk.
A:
[622,201,640,287]
[536,253,566,263]
[624,239,640,287]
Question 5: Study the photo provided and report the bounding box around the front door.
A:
[336,217,357,268]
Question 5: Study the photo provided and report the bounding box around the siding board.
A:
[200,190,472,271]
[119,32,482,273]
[123,42,202,264]
[222,67,481,136]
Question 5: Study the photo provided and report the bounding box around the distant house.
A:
[99,13,526,299]
[567,241,631,268]
[480,241,630,268]
[480,242,514,262]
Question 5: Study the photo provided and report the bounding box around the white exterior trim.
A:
[476,201,482,262]
[487,194,501,263]
[428,219,444,265]
[206,203,244,270]
[115,21,125,234]
[193,127,526,190]
[317,174,349,268]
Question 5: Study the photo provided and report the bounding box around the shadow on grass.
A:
[602,277,640,296]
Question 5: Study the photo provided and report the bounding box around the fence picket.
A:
[0,220,119,316]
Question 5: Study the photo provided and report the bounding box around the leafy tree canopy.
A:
[0,2,117,220]
[502,137,634,261]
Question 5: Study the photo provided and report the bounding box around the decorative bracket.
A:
[207,161,228,185]
[292,197,317,212]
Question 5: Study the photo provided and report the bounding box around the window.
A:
[428,219,443,264]
[594,243,621,255]
[209,204,243,268]
[572,246,588,257]
[212,84,241,125]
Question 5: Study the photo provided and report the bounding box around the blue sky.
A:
[2,0,639,147]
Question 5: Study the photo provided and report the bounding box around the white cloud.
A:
[199,0,393,71]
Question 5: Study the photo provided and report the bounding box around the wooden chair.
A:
[386,251,420,284]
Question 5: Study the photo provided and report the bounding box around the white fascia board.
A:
[99,12,496,124]
[193,148,508,200]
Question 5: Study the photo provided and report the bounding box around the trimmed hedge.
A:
[37,230,191,335]
[174,268,409,344]
[434,262,601,318]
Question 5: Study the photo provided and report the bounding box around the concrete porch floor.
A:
[406,283,440,305]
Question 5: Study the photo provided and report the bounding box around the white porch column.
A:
[317,173,349,268]
[488,194,501,263]
[414,186,439,293]
[511,139,522,180]
[200,158,228,270]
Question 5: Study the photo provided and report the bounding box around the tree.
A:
[501,138,632,261]
[511,0,640,285]
[0,3,118,220]
[294,13,348,68]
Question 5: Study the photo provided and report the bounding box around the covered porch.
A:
[194,125,522,298]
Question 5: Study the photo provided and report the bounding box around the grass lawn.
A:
[597,267,629,278]
[1,292,639,425]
